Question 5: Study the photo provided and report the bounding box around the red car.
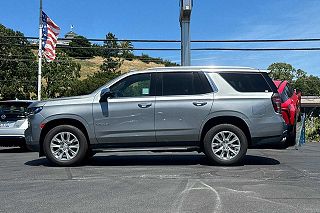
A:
[273,80,301,146]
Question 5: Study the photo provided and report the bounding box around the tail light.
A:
[272,93,282,114]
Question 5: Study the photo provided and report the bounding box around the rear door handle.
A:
[138,103,152,108]
[193,102,207,106]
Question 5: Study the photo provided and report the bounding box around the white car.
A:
[0,100,34,150]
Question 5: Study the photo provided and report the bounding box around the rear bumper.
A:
[252,128,288,145]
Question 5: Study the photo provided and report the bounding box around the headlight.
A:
[28,106,43,115]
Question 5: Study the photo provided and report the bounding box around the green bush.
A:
[305,116,320,142]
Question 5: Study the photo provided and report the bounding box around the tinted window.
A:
[110,73,151,98]
[280,90,289,103]
[162,72,193,96]
[194,72,213,94]
[220,73,272,92]
[161,72,213,96]
[262,72,278,93]
[281,85,292,102]
[286,84,294,97]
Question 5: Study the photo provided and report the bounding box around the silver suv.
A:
[26,66,286,166]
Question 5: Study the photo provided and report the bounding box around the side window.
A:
[281,87,290,102]
[162,72,194,96]
[161,72,213,96]
[219,73,272,92]
[194,72,214,94]
[286,85,294,97]
[280,85,293,102]
[110,73,151,98]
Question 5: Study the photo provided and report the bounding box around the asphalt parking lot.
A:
[0,143,320,213]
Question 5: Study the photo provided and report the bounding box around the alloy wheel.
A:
[211,131,241,161]
[50,132,80,161]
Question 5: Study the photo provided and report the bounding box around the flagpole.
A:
[37,0,43,101]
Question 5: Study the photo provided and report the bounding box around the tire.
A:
[85,149,96,160]
[285,124,296,147]
[43,125,88,166]
[203,124,248,166]
[297,113,302,122]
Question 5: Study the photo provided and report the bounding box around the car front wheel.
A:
[43,125,88,166]
[204,124,248,165]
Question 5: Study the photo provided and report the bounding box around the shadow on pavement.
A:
[25,154,280,167]
[250,141,288,150]
[0,147,32,153]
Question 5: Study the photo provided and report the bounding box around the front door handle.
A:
[138,103,152,108]
[193,102,207,106]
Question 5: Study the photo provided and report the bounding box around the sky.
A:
[1,0,320,75]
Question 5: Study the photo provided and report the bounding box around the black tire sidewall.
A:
[285,124,297,147]
[43,125,88,166]
[204,124,248,165]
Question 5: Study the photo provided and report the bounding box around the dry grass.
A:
[74,57,104,80]
[76,57,164,79]
[120,59,164,73]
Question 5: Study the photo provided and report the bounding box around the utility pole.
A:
[180,0,192,66]
[37,0,43,100]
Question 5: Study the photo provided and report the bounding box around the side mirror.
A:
[99,88,113,102]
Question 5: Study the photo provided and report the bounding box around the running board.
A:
[92,146,201,153]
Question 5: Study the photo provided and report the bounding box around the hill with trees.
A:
[0,24,178,99]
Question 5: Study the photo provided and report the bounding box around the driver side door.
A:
[92,73,156,145]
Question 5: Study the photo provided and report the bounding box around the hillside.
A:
[74,57,165,80]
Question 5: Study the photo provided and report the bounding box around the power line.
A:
[3,35,320,43]
[3,43,320,51]
[0,57,173,62]
[191,47,320,51]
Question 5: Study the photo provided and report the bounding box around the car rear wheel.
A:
[43,125,88,166]
[203,124,248,165]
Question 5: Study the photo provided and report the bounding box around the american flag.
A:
[41,11,60,61]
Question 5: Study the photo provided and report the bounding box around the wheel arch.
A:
[199,115,251,150]
[39,118,92,156]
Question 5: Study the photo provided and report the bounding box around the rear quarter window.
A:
[219,72,273,92]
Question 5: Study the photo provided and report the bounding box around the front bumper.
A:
[0,135,25,146]
[25,126,41,151]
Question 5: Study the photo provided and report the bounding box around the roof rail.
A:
[147,66,256,70]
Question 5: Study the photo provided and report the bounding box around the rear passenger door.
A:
[155,72,214,144]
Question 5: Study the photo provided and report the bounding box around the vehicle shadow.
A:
[0,147,32,153]
[250,141,288,150]
[25,154,280,167]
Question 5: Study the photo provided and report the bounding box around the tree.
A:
[118,40,134,60]
[100,33,123,73]
[70,71,120,96]
[0,24,37,100]
[63,35,95,58]
[268,62,320,96]
[294,75,320,96]
[267,62,308,83]
[41,51,81,99]
[268,63,296,82]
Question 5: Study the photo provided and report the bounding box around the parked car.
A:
[273,80,301,146]
[26,66,286,166]
[0,100,34,150]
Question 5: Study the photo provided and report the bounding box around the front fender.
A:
[42,114,97,144]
